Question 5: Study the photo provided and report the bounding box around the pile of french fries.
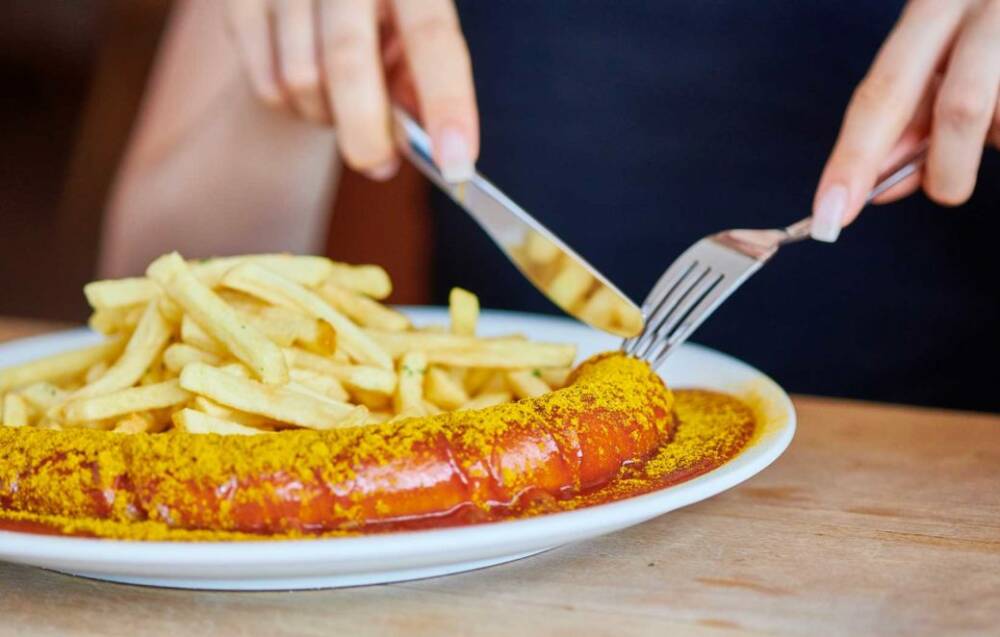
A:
[511,230,643,337]
[0,253,577,435]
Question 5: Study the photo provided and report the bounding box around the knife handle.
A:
[392,108,462,189]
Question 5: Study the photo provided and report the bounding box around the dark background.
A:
[0,1,997,411]
[435,1,1000,411]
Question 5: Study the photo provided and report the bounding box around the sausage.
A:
[0,354,673,534]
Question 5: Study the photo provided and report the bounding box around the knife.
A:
[392,109,643,338]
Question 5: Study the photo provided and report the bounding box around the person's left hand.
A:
[812,0,1000,241]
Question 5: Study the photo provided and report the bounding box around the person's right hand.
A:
[225,0,479,182]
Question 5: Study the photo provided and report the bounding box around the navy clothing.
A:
[432,2,1000,411]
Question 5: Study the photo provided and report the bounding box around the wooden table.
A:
[0,318,997,637]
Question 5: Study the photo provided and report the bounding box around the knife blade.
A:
[392,109,643,338]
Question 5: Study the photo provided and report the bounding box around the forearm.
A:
[99,0,338,277]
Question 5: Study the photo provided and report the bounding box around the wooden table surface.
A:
[0,318,997,637]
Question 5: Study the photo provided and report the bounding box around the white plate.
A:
[0,308,794,590]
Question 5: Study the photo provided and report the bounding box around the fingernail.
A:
[364,158,400,182]
[435,126,475,183]
[811,184,848,242]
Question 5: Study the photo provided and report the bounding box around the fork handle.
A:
[781,141,929,244]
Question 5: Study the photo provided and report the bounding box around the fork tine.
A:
[633,268,718,361]
[646,274,740,370]
[629,263,711,358]
[622,258,700,353]
[644,271,724,356]
[643,256,701,314]
[623,259,698,356]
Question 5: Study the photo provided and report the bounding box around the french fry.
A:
[71,300,171,400]
[234,307,300,347]
[0,336,125,392]
[418,324,448,334]
[85,256,335,305]
[85,361,109,385]
[71,419,115,431]
[449,287,479,336]
[318,281,410,331]
[286,381,346,407]
[479,371,508,395]
[327,263,392,299]
[365,330,516,358]
[463,367,494,395]
[191,254,335,288]
[408,340,577,369]
[148,253,288,384]
[506,370,551,400]
[448,367,467,384]
[37,419,63,431]
[394,351,427,415]
[425,367,468,410]
[139,351,166,386]
[18,382,70,412]
[113,412,159,434]
[237,305,335,353]
[192,396,273,428]
[173,408,269,436]
[364,411,392,425]
[63,379,191,423]
[389,407,425,423]
[300,320,338,355]
[218,363,253,378]
[459,391,513,411]
[540,367,572,389]
[283,348,396,394]
[179,362,366,430]
[158,296,185,324]
[289,368,350,402]
[163,343,223,373]
[352,388,392,411]
[84,277,160,309]
[223,263,391,369]
[88,304,144,335]
[3,393,31,427]
[180,315,226,356]
[216,289,268,311]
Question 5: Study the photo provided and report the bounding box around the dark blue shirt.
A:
[432,1,1000,411]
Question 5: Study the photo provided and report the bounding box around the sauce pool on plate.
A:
[0,388,755,540]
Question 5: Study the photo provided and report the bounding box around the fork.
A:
[622,144,928,369]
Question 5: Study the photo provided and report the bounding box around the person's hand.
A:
[812,0,1000,241]
[225,0,478,182]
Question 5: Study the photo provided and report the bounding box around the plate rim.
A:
[0,309,795,567]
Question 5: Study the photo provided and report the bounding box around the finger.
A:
[387,63,420,116]
[273,0,330,124]
[226,0,288,111]
[319,0,397,178]
[391,0,479,182]
[811,0,967,241]
[871,83,935,204]
[869,148,925,204]
[925,1,1000,206]
[991,93,1000,148]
